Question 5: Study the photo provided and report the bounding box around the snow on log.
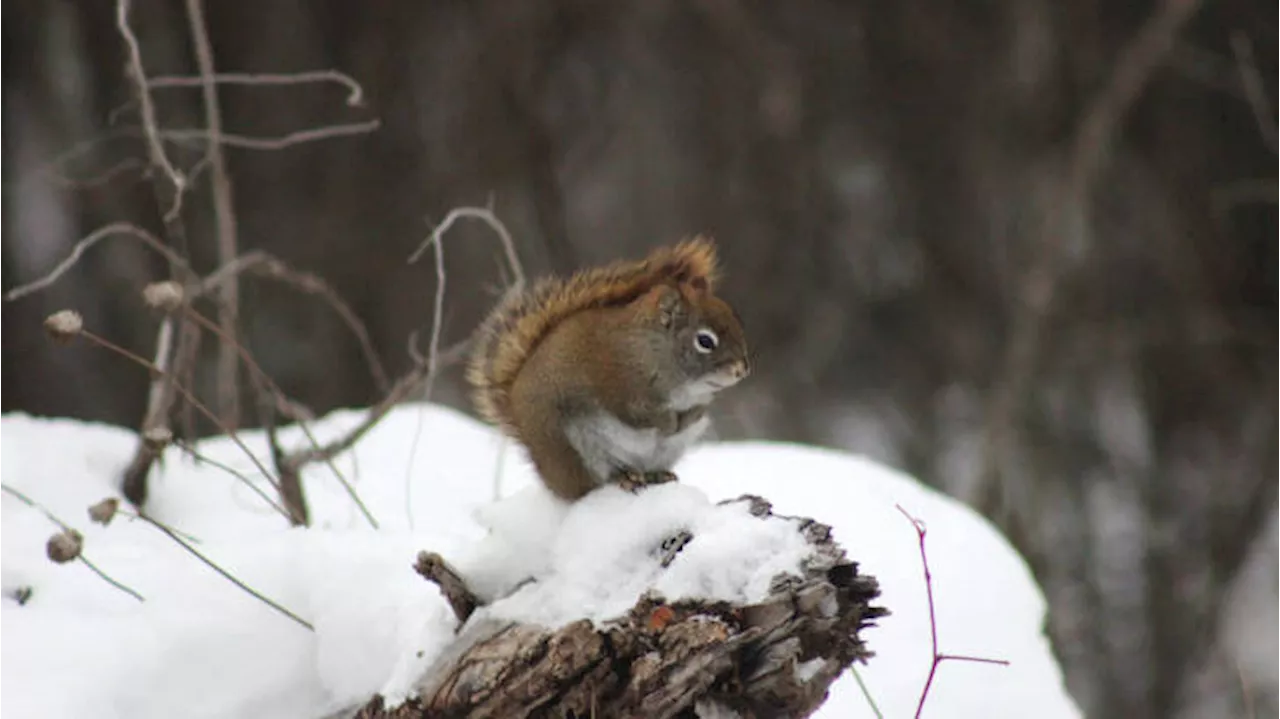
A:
[357,493,886,718]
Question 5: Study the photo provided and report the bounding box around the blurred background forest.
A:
[2,1,1276,717]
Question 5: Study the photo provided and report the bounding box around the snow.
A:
[0,403,1082,718]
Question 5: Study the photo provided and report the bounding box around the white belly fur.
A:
[565,412,711,483]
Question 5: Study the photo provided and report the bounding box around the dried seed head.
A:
[46,529,84,564]
[142,281,184,313]
[142,427,173,451]
[43,310,84,344]
[88,498,120,526]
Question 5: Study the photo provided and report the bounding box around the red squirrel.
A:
[467,238,751,500]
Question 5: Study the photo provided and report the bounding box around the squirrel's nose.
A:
[731,358,751,380]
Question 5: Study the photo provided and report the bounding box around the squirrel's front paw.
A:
[615,469,679,493]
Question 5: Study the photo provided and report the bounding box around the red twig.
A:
[895,504,1010,719]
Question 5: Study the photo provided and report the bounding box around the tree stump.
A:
[357,495,886,719]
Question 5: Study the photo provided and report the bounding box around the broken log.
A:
[358,494,886,719]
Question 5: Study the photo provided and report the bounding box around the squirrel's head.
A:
[634,280,750,409]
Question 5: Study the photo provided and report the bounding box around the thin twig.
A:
[172,439,290,520]
[198,250,389,392]
[120,312,175,508]
[116,0,186,221]
[403,218,448,528]
[412,217,449,402]
[976,0,1204,523]
[133,512,313,630]
[182,305,312,420]
[182,303,379,529]
[294,420,379,529]
[159,120,381,151]
[148,69,366,107]
[182,0,242,430]
[115,0,203,509]
[896,505,1009,719]
[4,222,190,302]
[408,205,525,289]
[1229,31,1278,155]
[14,116,378,192]
[40,158,147,190]
[1,484,145,603]
[281,207,519,481]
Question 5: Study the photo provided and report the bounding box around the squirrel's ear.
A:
[637,283,685,328]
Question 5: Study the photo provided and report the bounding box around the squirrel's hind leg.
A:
[520,424,605,501]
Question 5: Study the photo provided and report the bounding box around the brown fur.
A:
[467,237,720,435]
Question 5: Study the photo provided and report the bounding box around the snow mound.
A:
[0,404,1081,718]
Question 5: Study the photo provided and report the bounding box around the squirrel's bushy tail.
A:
[467,236,720,433]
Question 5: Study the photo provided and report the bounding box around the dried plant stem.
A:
[1,484,145,602]
[115,0,206,510]
[399,206,524,525]
[120,311,180,507]
[402,220,448,527]
[182,0,241,430]
[133,513,313,630]
[172,439,291,520]
[76,328,297,523]
[848,666,884,719]
[181,307,379,529]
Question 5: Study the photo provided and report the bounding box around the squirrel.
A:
[467,237,751,500]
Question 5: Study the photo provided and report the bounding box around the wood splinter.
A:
[414,551,479,624]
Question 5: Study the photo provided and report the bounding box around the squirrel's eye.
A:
[694,328,719,354]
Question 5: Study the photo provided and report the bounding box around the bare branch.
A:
[181,305,379,529]
[409,205,525,289]
[40,158,146,190]
[281,206,519,488]
[148,69,366,107]
[159,120,381,151]
[116,0,186,221]
[197,250,389,392]
[4,222,190,302]
[130,304,185,483]
[182,0,242,429]
[415,551,478,623]
[122,305,201,509]
[1229,31,1278,155]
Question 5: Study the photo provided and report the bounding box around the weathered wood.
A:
[416,551,480,624]
[358,494,886,719]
